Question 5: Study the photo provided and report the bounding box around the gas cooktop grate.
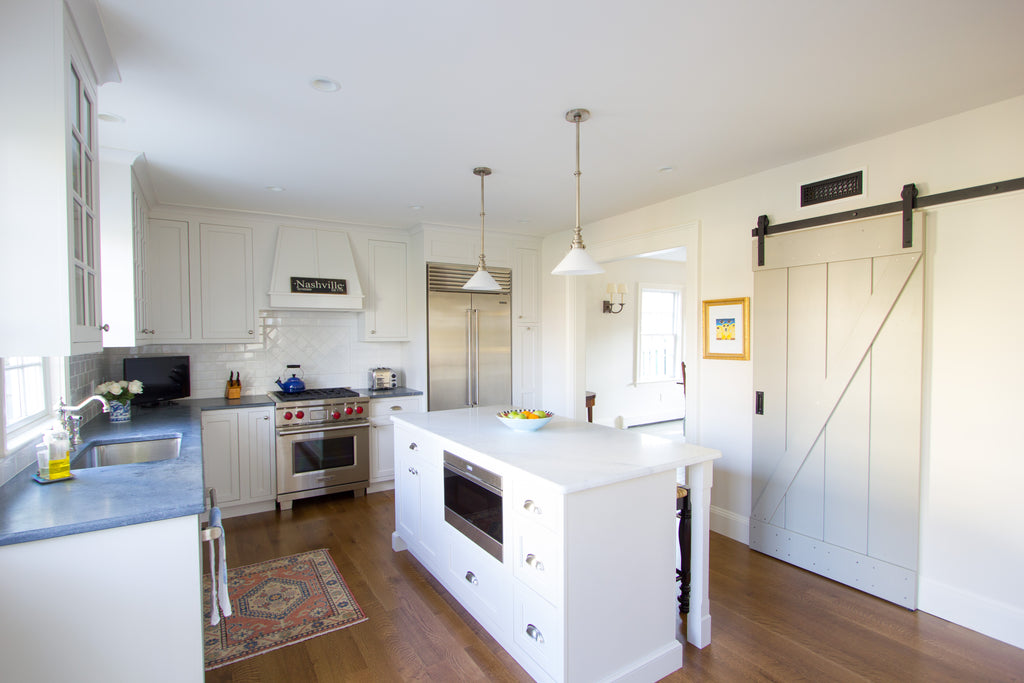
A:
[271,387,361,402]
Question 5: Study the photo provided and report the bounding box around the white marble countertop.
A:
[391,405,720,493]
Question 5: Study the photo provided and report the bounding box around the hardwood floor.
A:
[206,491,1024,682]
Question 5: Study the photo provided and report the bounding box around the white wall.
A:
[541,95,1024,648]
[584,258,686,427]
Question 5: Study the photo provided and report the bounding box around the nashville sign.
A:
[290,276,348,295]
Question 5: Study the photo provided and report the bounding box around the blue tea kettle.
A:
[275,364,306,393]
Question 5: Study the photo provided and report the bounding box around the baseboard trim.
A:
[710,505,749,544]
[918,576,1024,650]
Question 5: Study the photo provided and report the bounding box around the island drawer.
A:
[512,518,563,606]
[509,475,563,534]
[513,583,564,678]
[447,529,511,630]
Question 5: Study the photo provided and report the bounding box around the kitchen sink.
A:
[71,436,181,469]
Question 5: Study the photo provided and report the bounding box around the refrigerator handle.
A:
[466,308,474,406]
[474,309,481,407]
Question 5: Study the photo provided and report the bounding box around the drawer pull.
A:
[408,442,418,450]
[465,571,479,586]
[526,623,545,644]
[408,467,418,476]
[390,405,402,411]
[523,499,543,515]
[525,553,545,572]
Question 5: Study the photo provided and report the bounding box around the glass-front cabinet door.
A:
[67,58,102,350]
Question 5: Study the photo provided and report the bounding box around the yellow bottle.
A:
[46,428,72,481]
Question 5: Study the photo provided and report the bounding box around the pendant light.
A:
[463,166,502,291]
[552,108,604,276]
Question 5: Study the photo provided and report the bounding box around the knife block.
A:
[225,379,241,399]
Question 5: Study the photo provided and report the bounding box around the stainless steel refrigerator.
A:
[427,263,512,411]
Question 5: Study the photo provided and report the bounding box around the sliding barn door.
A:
[750,213,923,608]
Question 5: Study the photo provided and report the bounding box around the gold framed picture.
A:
[702,297,750,360]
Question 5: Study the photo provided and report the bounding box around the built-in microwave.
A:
[442,450,503,562]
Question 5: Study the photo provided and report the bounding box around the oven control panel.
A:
[276,399,367,427]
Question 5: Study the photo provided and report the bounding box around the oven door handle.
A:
[277,422,369,437]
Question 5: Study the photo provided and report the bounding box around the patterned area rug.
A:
[203,548,367,670]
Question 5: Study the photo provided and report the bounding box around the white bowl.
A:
[496,409,553,431]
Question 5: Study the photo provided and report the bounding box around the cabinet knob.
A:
[408,467,418,475]
[370,329,376,335]
[248,329,254,335]
[408,442,418,450]
[525,553,545,572]
[99,323,110,332]
[523,499,542,515]
[464,571,479,586]
[526,624,545,644]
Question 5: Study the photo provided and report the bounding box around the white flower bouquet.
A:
[96,379,144,406]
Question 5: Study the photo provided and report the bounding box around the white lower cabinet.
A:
[369,395,423,489]
[393,426,442,568]
[201,406,275,517]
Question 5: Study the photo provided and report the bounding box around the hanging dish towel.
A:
[208,506,233,625]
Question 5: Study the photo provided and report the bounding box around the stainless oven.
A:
[271,388,371,509]
[443,450,503,562]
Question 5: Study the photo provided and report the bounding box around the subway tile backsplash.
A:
[104,310,405,400]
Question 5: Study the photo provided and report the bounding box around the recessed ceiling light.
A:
[408,204,423,210]
[98,113,125,123]
[264,186,285,192]
[517,218,531,224]
[310,77,341,92]
[658,166,675,174]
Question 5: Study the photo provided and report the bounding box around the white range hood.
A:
[268,226,364,310]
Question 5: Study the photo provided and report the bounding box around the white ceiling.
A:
[94,0,1024,237]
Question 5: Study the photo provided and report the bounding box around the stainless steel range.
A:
[269,387,371,509]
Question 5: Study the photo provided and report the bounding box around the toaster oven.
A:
[370,367,398,389]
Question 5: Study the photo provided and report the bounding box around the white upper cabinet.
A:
[197,223,255,341]
[144,219,191,342]
[513,248,539,324]
[99,149,146,347]
[363,239,409,341]
[0,2,117,356]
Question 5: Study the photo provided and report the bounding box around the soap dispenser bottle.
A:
[45,428,72,481]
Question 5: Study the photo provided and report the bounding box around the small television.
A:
[123,355,191,406]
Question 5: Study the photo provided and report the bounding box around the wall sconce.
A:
[603,283,626,314]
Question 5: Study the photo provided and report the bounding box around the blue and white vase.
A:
[109,400,132,423]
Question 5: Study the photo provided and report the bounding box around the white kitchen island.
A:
[391,406,720,683]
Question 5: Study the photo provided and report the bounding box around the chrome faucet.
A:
[58,395,110,448]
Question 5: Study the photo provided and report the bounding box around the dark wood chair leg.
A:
[676,486,691,615]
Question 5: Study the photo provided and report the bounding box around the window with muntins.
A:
[636,286,683,383]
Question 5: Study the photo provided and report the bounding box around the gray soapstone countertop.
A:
[353,387,424,399]
[0,395,274,547]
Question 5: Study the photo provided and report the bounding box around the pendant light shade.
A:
[463,167,502,291]
[552,108,604,276]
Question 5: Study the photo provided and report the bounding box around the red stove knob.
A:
[296,411,305,419]
[355,405,364,414]
[332,411,341,420]
[345,406,353,415]
[283,411,293,420]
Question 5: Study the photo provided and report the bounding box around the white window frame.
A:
[2,357,65,455]
[634,283,684,385]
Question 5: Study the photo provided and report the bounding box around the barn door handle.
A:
[755,391,764,415]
